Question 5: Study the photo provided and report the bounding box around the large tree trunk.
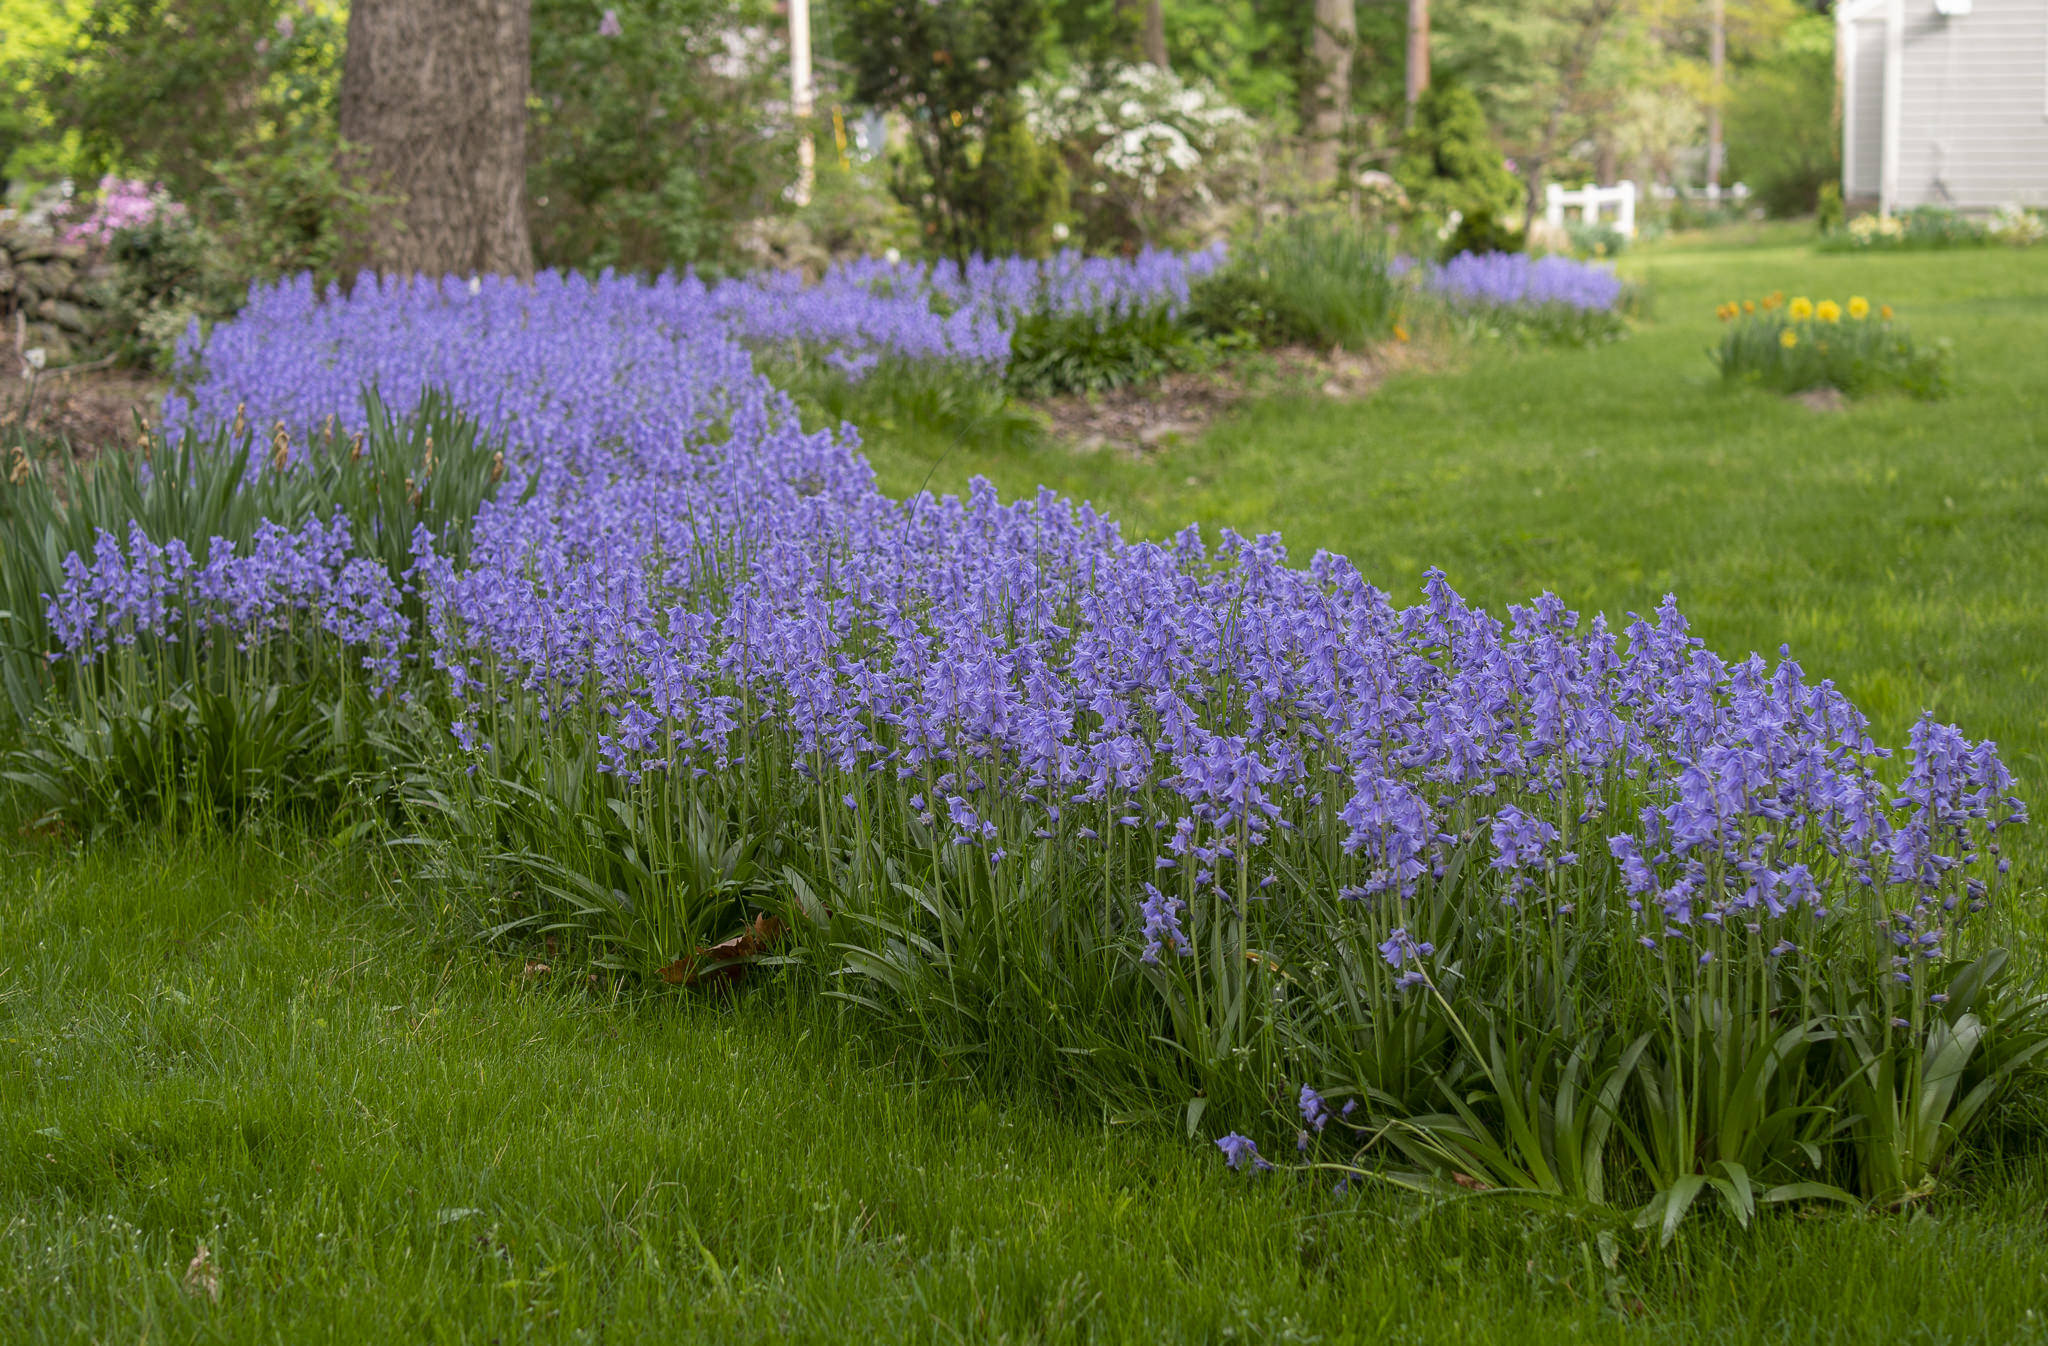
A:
[338,0,533,279]
[1308,0,1355,185]
[1141,0,1169,68]
[1404,0,1430,127]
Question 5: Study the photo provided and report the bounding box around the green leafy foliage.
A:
[1820,207,1992,254]
[31,0,384,357]
[42,0,339,199]
[1441,209,1525,263]
[1563,221,1627,260]
[1712,294,1949,400]
[759,351,1041,455]
[397,700,802,976]
[527,0,786,275]
[1005,302,1208,398]
[1187,212,1401,350]
[1395,82,1522,227]
[843,0,1059,260]
[1725,13,1838,218]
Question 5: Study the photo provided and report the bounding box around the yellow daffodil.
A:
[1788,297,1813,320]
[1763,291,1784,310]
[1880,304,1894,320]
[1816,300,1841,323]
[1780,329,1798,349]
[1393,323,1410,343]
[1717,303,1735,321]
[1742,299,1757,314]
[1848,296,1870,319]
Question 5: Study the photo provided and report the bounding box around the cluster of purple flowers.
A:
[706,245,1227,377]
[46,514,409,687]
[1422,251,1626,313]
[46,265,2021,997]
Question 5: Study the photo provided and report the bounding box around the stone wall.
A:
[0,224,113,364]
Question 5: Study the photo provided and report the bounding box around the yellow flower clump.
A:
[1816,300,1842,323]
[1848,296,1870,319]
[1788,297,1814,320]
[1780,329,1798,349]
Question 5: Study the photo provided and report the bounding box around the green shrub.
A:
[395,697,805,974]
[1023,63,1260,253]
[1440,208,1524,263]
[1394,82,1520,229]
[1188,212,1400,350]
[1711,292,1948,400]
[1564,220,1627,260]
[757,350,1041,452]
[844,0,1058,260]
[1725,13,1839,217]
[1005,302,1207,398]
[1816,182,1844,235]
[527,0,790,275]
[1821,207,1989,253]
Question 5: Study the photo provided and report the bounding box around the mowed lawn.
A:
[8,226,2048,1342]
[10,834,2048,1343]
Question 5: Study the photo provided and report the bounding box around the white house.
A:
[1838,0,2048,213]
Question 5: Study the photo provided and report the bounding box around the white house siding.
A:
[1847,18,1888,196]
[1895,0,2048,208]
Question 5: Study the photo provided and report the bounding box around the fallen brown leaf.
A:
[658,913,787,988]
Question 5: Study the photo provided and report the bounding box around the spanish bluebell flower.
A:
[1298,1084,1330,1132]
[1139,883,1192,964]
[1215,1133,1272,1172]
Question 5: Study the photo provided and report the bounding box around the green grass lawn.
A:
[8,225,2048,1341]
[9,832,2048,1343]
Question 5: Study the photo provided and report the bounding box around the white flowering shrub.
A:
[1024,64,1260,250]
[1988,203,2046,248]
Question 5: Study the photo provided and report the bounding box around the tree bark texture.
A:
[1309,0,1355,185]
[1141,0,1170,69]
[338,0,534,279]
[1404,0,1430,126]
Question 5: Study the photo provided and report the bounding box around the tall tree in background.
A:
[1141,0,1170,66]
[338,0,533,278]
[1307,0,1355,184]
[1405,0,1430,126]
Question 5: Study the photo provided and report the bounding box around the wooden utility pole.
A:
[1405,0,1431,127]
[791,0,816,206]
[1707,0,1726,192]
[1310,0,1356,184]
[338,0,533,278]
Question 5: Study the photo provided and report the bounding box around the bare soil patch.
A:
[2,326,166,456]
[1033,341,1429,455]
[1794,386,1848,413]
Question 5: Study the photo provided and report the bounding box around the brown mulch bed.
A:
[2,325,167,456]
[1030,340,1431,455]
